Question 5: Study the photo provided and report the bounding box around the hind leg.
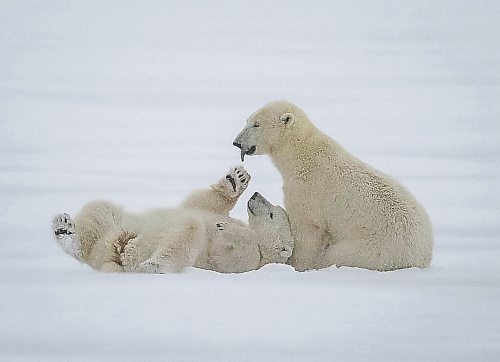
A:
[85,229,136,272]
[72,200,130,245]
[53,201,136,272]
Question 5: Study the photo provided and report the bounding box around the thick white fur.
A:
[52,167,294,273]
[234,101,433,271]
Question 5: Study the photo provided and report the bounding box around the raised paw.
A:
[53,213,75,238]
[219,166,251,199]
[52,213,82,259]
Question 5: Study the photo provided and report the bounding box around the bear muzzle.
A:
[247,192,271,215]
[233,136,256,161]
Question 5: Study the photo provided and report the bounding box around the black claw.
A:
[226,175,237,192]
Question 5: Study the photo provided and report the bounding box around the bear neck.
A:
[269,128,342,181]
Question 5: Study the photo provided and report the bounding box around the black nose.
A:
[233,141,242,149]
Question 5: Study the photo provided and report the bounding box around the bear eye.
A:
[269,212,273,219]
[253,123,260,128]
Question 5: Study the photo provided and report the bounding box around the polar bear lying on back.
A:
[52,167,294,273]
[233,101,433,272]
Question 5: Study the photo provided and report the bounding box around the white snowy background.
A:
[1,1,499,361]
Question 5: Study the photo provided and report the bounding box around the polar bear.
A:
[52,166,294,273]
[233,101,433,272]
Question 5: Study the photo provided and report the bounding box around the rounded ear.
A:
[279,112,294,127]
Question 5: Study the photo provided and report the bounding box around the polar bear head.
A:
[247,192,294,263]
[233,101,312,161]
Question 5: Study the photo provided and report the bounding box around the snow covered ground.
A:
[1,1,499,360]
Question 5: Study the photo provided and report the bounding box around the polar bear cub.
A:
[233,101,433,272]
[52,167,294,273]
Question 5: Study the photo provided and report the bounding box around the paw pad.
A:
[220,166,251,198]
[52,213,75,238]
[52,212,82,259]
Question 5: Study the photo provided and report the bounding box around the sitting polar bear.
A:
[52,166,294,273]
[233,101,433,272]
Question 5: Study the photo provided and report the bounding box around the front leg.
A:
[287,219,325,272]
[181,166,251,215]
